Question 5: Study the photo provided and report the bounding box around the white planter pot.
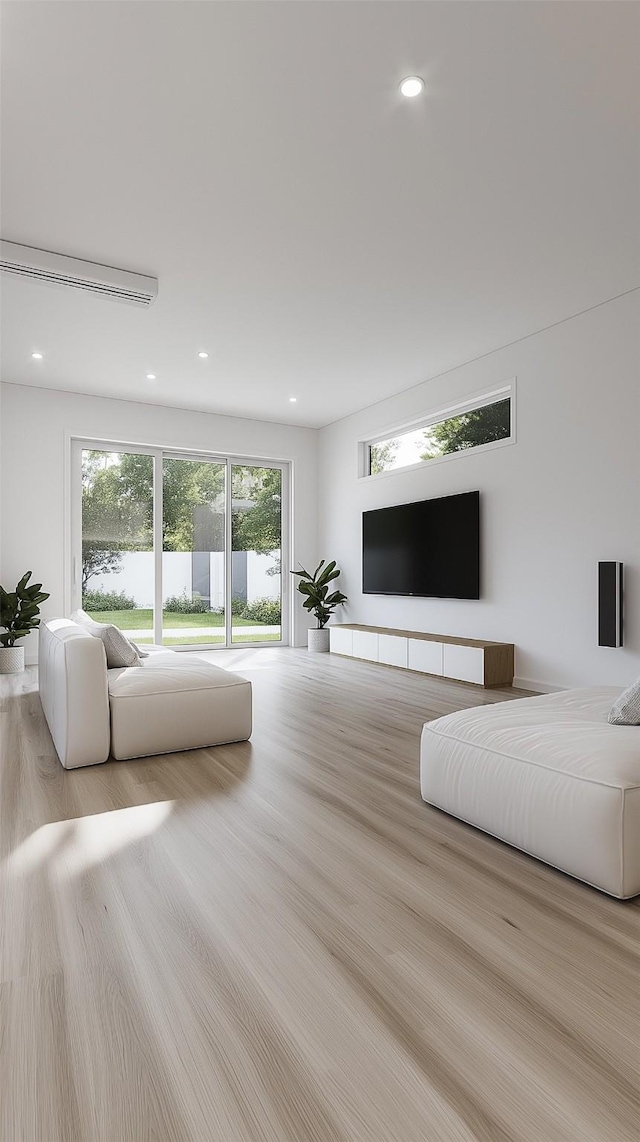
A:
[308,628,330,653]
[0,645,25,674]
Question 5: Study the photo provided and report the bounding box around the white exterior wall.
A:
[87,551,188,609]
[87,550,280,609]
[245,553,280,603]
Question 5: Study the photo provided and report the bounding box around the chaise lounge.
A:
[420,687,640,899]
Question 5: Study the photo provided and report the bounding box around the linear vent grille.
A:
[0,241,157,307]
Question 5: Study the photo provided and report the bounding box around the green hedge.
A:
[241,597,281,625]
[82,589,135,611]
[164,591,210,614]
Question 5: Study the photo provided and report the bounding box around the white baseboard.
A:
[21,658,567,691]
[513,676,566,694]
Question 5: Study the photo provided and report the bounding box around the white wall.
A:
[88,550,281,609]
[87,551,190,609]
[0,380,2,587]
[3,292,638,687]
[318,292,640,691]
[0,385,317,659]
[245,553,280,603]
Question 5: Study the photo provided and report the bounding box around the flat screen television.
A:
[362,490,480,599]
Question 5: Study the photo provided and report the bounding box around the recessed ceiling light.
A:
[146,373,157,380]
[198,351,209,359]
[289,397,297,403]
[399,76,424,98]
[31,351,44,359]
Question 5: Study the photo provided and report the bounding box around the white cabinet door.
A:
[378,635,408,668]
[352,630,379,662]
[330,627,353,656]
[443,644,484,684]
[407,639,444,676]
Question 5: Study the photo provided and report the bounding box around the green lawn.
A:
[87,609,275,630]
[158,634,224,645]
[162,633,281,645]
[86,608,281,646]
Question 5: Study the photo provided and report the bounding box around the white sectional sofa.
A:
[39,617,252,768]
[420,687,640,899]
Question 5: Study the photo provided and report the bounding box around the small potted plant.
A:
[0,571,50,673]
[291,559,347,651]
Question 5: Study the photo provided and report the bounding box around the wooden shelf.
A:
[329,624,514,688]
[334,623,508,649]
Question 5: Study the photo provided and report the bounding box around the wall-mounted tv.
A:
[362,491,480,599]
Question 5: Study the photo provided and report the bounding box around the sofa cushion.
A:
[107,656,242,693]
[131,641,150,658]
[424,687,640,787]
[420,687,640,898]
[608,676,640,726]
[107,658,252,760]
[71,609,141,668]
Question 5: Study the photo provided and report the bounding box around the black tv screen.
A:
[362,491,480,599]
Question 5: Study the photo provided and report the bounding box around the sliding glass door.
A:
[80,449,155,644]
[162,457,227,646]
[231,465,282,644]
[74,444,288,650]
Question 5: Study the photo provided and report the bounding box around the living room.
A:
[1,3,639,1141]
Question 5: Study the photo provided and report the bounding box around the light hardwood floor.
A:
[1,649,638,1142]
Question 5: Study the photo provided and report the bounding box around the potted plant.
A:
[0,571,50,673]
[291,559,347,651]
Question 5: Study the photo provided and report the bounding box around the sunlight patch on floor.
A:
[196,646,290,672]
[6,800,174,877]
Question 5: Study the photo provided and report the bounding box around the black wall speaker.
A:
[598,561,623,648]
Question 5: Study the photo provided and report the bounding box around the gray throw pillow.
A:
[131,642,150,658]
[608,677,640,726]
[72,609,141,668]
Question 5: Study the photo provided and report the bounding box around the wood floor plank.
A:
[1,649,638,1142]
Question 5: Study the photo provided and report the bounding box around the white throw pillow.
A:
[71,609,141,668]
[608,677,640,726]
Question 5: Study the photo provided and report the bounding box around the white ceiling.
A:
[1,1,638,428]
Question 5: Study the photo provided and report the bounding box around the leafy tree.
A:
[81,453,282,589]
[162,459,225,551]
[232,466,281,554]
[421,399,510,460]
[81,451,154,588]
[89,452,226,551]
[82,452,227,584]
[369,439,398,475]
[82,545,123,591]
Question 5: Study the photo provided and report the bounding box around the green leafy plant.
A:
[241,597,282,625]
[0,571,50,648]
[82,589,136,612]
[163,590,210,614]
[291,560,347,629]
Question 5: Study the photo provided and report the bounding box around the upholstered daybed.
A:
[420,687,640,899]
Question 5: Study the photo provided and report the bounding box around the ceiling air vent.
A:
[0,240,158,307]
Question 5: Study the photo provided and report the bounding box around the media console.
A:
[329,624,514,688]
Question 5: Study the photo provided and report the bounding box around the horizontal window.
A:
[366,389,513,477]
